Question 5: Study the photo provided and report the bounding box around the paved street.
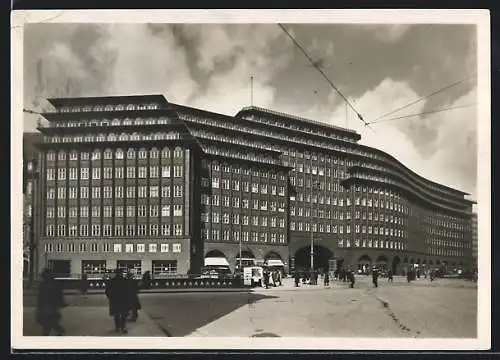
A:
[22,276,477,338]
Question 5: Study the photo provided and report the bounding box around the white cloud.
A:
[104,24,199,105]
[365,24,411,42]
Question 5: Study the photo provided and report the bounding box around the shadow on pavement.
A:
[141,292,279,337]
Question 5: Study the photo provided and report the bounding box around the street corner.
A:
[22,306,166,337]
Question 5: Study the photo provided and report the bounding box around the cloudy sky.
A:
[23,22,477,198]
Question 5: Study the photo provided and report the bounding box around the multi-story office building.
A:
[471,212,478,265]
[33,95,475,278]
[23,132,43,279]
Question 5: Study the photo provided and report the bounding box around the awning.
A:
[265,259,285,267]
[204,257,230,267]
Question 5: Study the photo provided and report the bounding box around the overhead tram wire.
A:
[368,103,477,125]
[277,24,373,132]
[368,73,477,125]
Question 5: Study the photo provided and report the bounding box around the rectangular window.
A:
[162,166,171,178]
[173,186,183,197]
[174,166,183,178]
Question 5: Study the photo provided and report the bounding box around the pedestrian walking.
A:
[277,270,282,286]
[105,269,133,333]
[324,271,330,287]
[263,269,270,289]
[141,271,151,290]
[294,271,300,287]
[387,269,393,283]
[349,269,355,288]
[272,270,278,287]
[126,272,141,322]
[35,268,66,336]
[372,267,379,288]
[80,273,89,295]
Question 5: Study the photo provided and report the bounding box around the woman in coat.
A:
[36,268,66,336]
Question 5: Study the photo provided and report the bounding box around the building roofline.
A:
[46,95,170,109]
[237,106,361,140]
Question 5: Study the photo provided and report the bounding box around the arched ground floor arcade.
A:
[203,242,289,273]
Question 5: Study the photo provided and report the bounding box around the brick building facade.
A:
[31,94,475,278]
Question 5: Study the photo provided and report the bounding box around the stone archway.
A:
[264,251,282,260]
[235,249,255,269]
[294,245,333,273]
[376,255,389,268]
[205,249,226,258]
[392,255,401,274]
[358,255,372,273]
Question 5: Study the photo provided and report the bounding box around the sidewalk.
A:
[23,287,251,297]
[22,306,166,336]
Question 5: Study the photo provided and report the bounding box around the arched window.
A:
[150,148,159,158]
[119,133,129,141]
[115,104,125,111]
[123,118,132,125]
[131,132,140,141]
[174,147,183,158]
[161,147,170,159]
[92,149,101,161]
[96,133,106,142]
[127,104,135,111]
[46,151,55,161]
[115,149,124,159]
[111,118,121,126]
[108,133,117,141]
[127,148,135,159]
[138,148,147,159]
[104,105,113,112]
[103,149,113,160]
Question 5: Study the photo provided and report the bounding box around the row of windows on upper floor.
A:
[46,223,183,237]
[46,147,185,161]
[201,229,286,244]
[44,243,181,257]
[43,116,172,128]
[202,161,287,180]
[179,112,356,147]
[58,103,160,113]
[44,132,181,144]
[427,246,467,257]
[190,129,276,152]
[290,221,409,238]
[46,165,184,180]
[46,204,184,218]
[337,238,405,250]
[201,145,280,166]
[349,173,467,213]
[243,113,358,143]
[351,163,467,207]
[180,112,453,197]
[426,238,468,248]
[46,185,184,199]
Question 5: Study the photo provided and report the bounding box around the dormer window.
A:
[116,104,125,111]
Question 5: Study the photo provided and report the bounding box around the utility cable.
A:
[369,103,477,125]
[278,24,372,130]
[369,73,476,124]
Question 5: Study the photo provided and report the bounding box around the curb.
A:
[23,288,254,296]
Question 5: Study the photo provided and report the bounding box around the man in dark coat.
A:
[105,269,132,333]
[348,268,355,288]
[126,272,141,322]
[294,271,300,287]
[36,268,66,336]
[372,267,379,288]
[387,269,393,283]
[323,271,330,287]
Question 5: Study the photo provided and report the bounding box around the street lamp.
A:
[310,181,320,277]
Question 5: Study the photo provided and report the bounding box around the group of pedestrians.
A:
[105,269,142,334]
[35,267,142,336]
[262,268,282,289]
